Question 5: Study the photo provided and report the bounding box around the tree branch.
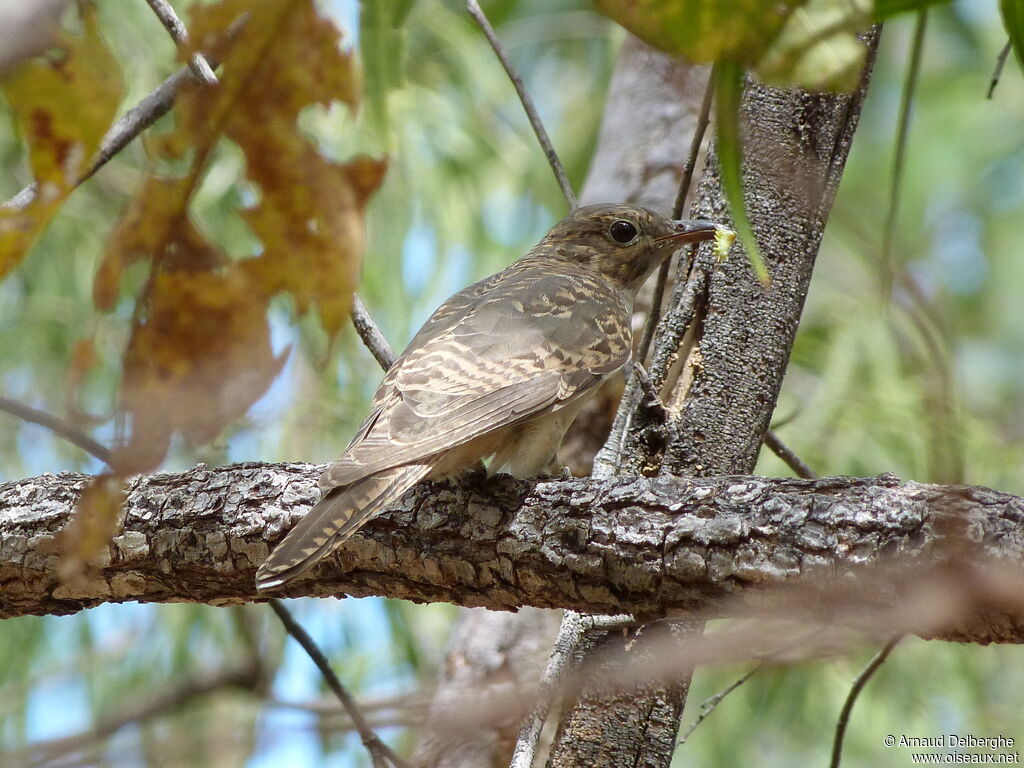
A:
[269,598,409,768]
[677,663,761,746]
[2,15,246,212]
[143,0,219,86]
[762,429,817,479]
[829,635,902,768]
[0,397,112,465]
[2,464,1022,644]
[7,660,262,767]
[350,293,396,370]
[465,0,577,210]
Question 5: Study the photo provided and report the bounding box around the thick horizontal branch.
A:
[1,464,1023,643]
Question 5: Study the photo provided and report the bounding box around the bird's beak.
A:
[655,219,720,245]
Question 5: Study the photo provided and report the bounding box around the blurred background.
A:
[1,0,1022,765]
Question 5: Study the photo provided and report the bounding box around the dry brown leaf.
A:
[57,473,125,583]
[113,265,284,473]
[92,0,381,473]
[64,0,382,576]
[183,0,384,337]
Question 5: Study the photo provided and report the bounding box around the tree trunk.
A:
[546,32,882,768]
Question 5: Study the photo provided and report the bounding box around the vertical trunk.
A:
[547,33,881,768]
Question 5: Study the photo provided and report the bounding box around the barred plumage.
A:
[256,204,719,589]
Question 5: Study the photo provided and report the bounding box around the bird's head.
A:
[538,203,720,296]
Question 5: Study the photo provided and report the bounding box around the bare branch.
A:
[0,396,111,464]
[268,599,410,768]
[465,0,577,210]
[143,0,219,86]
[7,661,262,768]
[988,39,1013,99]
[762,429,817,479]
[268,691,430,719]
[2,15,248,212]
[351,293,396,370]
[4,465,1024,647]
[829,635,902,768]
[509,612,630,768]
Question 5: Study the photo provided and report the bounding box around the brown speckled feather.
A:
[319,262,631,489]
[256,204,721,589]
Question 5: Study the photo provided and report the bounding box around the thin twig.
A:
[762,429,817,479]
[465,0,577,210]
[677,663,762,746]
[12,661,261,768]
[268,599,410,768]
[635,69,715,368]
[0,397,112,464]
[2,17,244,212]
[829,635,902,768]
[268,691,431,718]
[672,68,717,222]
[1,64,191,211]
[351,293,397,370]
[879,10,927,298]
[144,0,218,86]
[988,40,1013,99]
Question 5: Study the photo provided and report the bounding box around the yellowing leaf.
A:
[94,176,221,310]
[757,0,870,91]
[242,154,386,336]
[181,0,383,337]
[596,0,876,92]
[0,5,123,280]
[91,0,381,477]
[594,0,802,66]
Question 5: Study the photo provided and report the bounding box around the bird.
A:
[255,203,720,589]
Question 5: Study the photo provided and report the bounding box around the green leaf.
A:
[713,61,770,287]
[1001,0,1024,72]
[874,0,952,20]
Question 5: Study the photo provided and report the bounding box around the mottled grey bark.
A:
[547,33,883,768]
[2,464,1023,645]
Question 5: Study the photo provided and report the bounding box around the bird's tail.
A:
[256,462,433,589]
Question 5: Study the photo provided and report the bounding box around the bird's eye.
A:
[609,219,638,244]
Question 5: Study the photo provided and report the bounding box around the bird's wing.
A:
[320,265,630,489]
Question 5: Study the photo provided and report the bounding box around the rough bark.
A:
[2,463,1023,645]
[548,33,883,768]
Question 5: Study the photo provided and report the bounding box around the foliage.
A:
[0,5,123,280]
[0,0,1021,766]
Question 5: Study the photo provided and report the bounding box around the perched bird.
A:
[256,204,719,589]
